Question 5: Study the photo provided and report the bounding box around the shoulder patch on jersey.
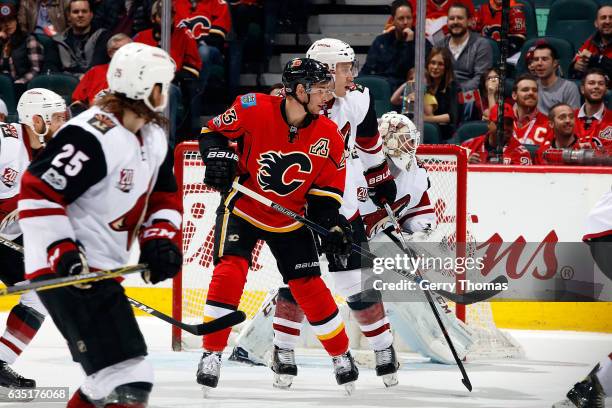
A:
[1,167,18,187]
[0,123,18,139]
[87,114,116,134]
[240,93,257,108]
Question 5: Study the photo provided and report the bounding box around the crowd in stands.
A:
[0,0,608,165]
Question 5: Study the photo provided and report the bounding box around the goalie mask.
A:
[306,38,359,78]
[17,88,68,143]
[379,112,420,168]
[107,42,176,113]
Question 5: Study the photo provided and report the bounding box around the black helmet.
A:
[282,58,333,95]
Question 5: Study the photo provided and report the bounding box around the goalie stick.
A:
[0,236,246,335]
[231,181,473,392]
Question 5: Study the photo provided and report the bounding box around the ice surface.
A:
[4,314,611,408]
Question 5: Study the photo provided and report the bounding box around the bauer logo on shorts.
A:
[117,168,134,193]
[1,167,18,187]
[256,151,312,196]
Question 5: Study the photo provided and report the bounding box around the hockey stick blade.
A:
[382,229,507,304]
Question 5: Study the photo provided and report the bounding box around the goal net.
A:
[172,142,523,360]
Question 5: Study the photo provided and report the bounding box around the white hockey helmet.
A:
[106,42,176,113]
[17,88,67,139]
[306,38,358,77]
[379,111,420,166]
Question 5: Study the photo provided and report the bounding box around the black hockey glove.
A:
[138,221,182,284]
[364,161,397,207]
[202,147,239,192]
[47,239,88,277]
[321,215,353,257]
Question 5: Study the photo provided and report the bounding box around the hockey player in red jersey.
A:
[18,43,182,407]
[511,74,551,145]
[575,68,612,149]
[0,89,67,389]
[474,0,526,55]
[462,103,533,165]
[196,58,358,394]
[261,38,400,389]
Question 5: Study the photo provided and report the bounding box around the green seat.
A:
[516,37,575,77]
[606,90,611,110]
[354,75,391,118]
[0,74,16,115]
[34,34,61,73]
[545,0,599,51]
[454,121,489,144]
[423,123,441,144]
[487,38,501,66]
[515,0,539,40]
[522,143,539,160]
[27,73,79,105]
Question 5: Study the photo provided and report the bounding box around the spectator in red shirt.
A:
[511,73,551,146]
[570,4,612,79]
[575,68,612,148]
[462,102,533,165]
[70,33,131,108]
[474,0,527,56]
[535,103,597,164]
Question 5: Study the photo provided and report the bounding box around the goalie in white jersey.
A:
[0,88,67,389]
[18,43,182,407]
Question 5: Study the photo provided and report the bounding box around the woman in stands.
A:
[0,4,43,96]
[423,47,459,141]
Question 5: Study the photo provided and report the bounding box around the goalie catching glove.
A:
[202,147,239,192]
[138,221,182,284]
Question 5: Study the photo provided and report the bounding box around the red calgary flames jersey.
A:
[474,2,526,40]
[174,0,231,41]
[513,109,551,145]
[462,134,532,165]
[205,94,346,232]
[574,107,612,149]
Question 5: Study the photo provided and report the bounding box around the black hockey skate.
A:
[553,364,606,408]
[375,345,400,387]
[196,351,222,397]
[0,361,35,388]
[271,346,297,389]
[332,351,359,395]
[229,346,265,366]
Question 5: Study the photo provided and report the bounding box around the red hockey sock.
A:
[202,255,249,351]
[67,389,94,408]
[0,303,44,364]
[288,277,348,356]
[272,287,305,350]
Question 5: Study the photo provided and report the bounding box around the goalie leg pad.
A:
[346,292,393,351]
[80,356,153,402]
[234,289,278,365]
[0,301,45,364]
[273,287,305,350]
[203,255,249,352]
[596,353,612,396]
[288,276,349,357]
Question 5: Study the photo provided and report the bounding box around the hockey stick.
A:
[381,228,508,305]
[231,182,473,391]
[0,236,246,335]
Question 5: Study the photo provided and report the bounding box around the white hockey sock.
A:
[272,288,304,350]
[596,353,612,396]
[347,300,393,351]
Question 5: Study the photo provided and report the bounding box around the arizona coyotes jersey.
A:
[474,2,526,41]
[575,105,612,149]
[513,108,551,145]
[0,123,40,239]
[360,158,433,239]
[462,134,532,165]
[206,93,346,232]
[174,0,231,41]
[18,107,181,280]
[322,84,385,220]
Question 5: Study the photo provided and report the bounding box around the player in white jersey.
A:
[553,188,612,408]
[261,38,400,389]
[0,88,67,388]
[18,43,182,407]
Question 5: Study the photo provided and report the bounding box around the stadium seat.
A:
[34,34,61,73]
[0,74,17,115]
[27,73,79,105]
[354,75,391,118]
[515,0,539,40]
[487,38,501,66]
[454,121,489,144]
[606,90,612,110]
[522,143,539,160]
[515,37,574,77]
[545,0,599,51]
[423,122,441,144]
